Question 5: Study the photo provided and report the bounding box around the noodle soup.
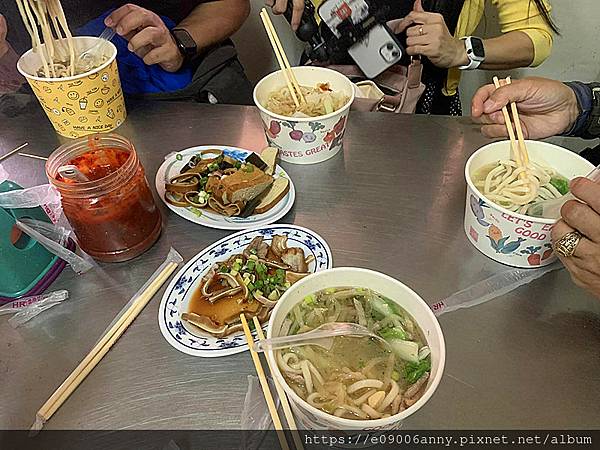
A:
[266,267,445,431]
[464,140,594,268]
[278,287,430,421]
[254,66,354,165]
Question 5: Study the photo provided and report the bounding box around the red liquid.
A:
[56,146,161,262]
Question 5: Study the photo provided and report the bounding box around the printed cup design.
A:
[254,66,354,165]
[17,37,126,138]
[464,140,595,268]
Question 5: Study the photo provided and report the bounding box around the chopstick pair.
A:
[240,313,304,450]
[260,8,305,108]
[492,76,530,180]
[30,251,182,433]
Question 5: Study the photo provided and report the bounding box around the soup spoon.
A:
[526,163,600,219]
[253,322,389,353]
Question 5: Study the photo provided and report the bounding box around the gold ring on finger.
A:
[554,231,583,258]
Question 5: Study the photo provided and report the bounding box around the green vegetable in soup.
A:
[378,326,408,341]
[550,176,570,196]
[404,357,431,384]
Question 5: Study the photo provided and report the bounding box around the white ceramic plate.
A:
[155,145,295,230]
[158,225,333,357]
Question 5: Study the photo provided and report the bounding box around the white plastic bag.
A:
[240,375,281,450]
[7,290,69,328]
[0,164,8,184]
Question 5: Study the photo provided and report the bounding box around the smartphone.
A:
[318,0,403,79]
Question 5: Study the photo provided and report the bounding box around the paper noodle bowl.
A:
[254,66,354,165]
[17,36,126,138]
[266,268,445,435]
[464,140,594,268]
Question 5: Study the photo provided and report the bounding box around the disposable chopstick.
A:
[0,143,29,163]
[253,316,304,450]
[505,77,530,166]
[240,313,290,450]
[260,9,305,104]
[19,152,48,161]
[492,76,526,180]
[259,9,301,108]
[32,261,179,432]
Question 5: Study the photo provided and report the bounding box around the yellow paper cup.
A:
[17,37,126,138]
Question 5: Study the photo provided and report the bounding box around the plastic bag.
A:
[7,290,69,328]
[0,290,68,316]
[240,375,281,450]
[16,218,94,275]
[0,184,61,213]
[0,164,8,184]
[96,248,184,342]
[431,262,563,316]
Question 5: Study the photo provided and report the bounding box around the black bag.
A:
[129,42,254,105]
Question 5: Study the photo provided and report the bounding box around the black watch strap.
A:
[582,83,600,139]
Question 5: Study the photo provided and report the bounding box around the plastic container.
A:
[254,67,354,165]
[46,134,161,262]
[464,140,594,268]
[266,267,445,432]
[17,37,126,138]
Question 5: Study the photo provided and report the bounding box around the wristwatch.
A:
[459,36,485,70]
[171,28,197,63]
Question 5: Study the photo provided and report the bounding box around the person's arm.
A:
[177,0,250,53]
[0,14,25,93]
[106,1,250,73]
[394,0,554,70]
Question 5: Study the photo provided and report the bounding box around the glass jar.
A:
[46,134,161,262]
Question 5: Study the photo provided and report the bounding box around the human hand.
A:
[471,77,580,139]
[389,0,466,69]
[552,178,600,299]
[105,4,184,72]
[265,0,304,31]
[0,14,9,58]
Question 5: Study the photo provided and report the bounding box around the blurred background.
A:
[233,0,600,114]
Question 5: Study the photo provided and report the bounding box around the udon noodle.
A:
[277,287,431,420]
[16,0,93,78]
[266,83,349,117]
[473,159,569,215]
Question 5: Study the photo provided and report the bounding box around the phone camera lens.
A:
[386,43,394,50]
[392,51,399,57]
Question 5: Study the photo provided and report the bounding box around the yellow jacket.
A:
[446,0,554,95]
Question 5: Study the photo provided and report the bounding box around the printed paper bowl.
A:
[266,267,445,432]
[464,140,594,268]
[254,66,354,165]
[17,36,126,138]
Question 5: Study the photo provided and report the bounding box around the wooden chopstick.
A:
[253,316,304,450]
[260,9,305,106]
[505,77,530,166]
[240,313,290,450]
[492,76,526,180]
[19,152,48,161]
[33,261,179,430]
[0,143,29,163]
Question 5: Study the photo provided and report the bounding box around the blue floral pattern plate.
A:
[155,145,295,230]
[158,225,333,357]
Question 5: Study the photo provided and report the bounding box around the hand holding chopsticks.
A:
[493,76,530,180]
[260,8,305,108]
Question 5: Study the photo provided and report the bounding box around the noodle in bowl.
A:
[17,36,127,138]
[266,267,445,432]
[464,140,594,268]
[254,66,354,165]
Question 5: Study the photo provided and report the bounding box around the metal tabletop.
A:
[1,97,599,431]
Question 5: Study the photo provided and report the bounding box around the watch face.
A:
[172,29,197,56]
[471,38,485,59]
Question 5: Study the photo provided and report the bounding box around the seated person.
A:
[0,1,252,104]
[472,77,600,299]
[268,0,558,115]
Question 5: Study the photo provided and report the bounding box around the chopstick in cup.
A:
[260,9,305,106]
[31,258,180,433]
[252,316,304,450]
[492,76,526,180]
[505,76,530,167]
[240,313,291,450]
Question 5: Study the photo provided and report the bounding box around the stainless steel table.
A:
[1,97,599,431]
